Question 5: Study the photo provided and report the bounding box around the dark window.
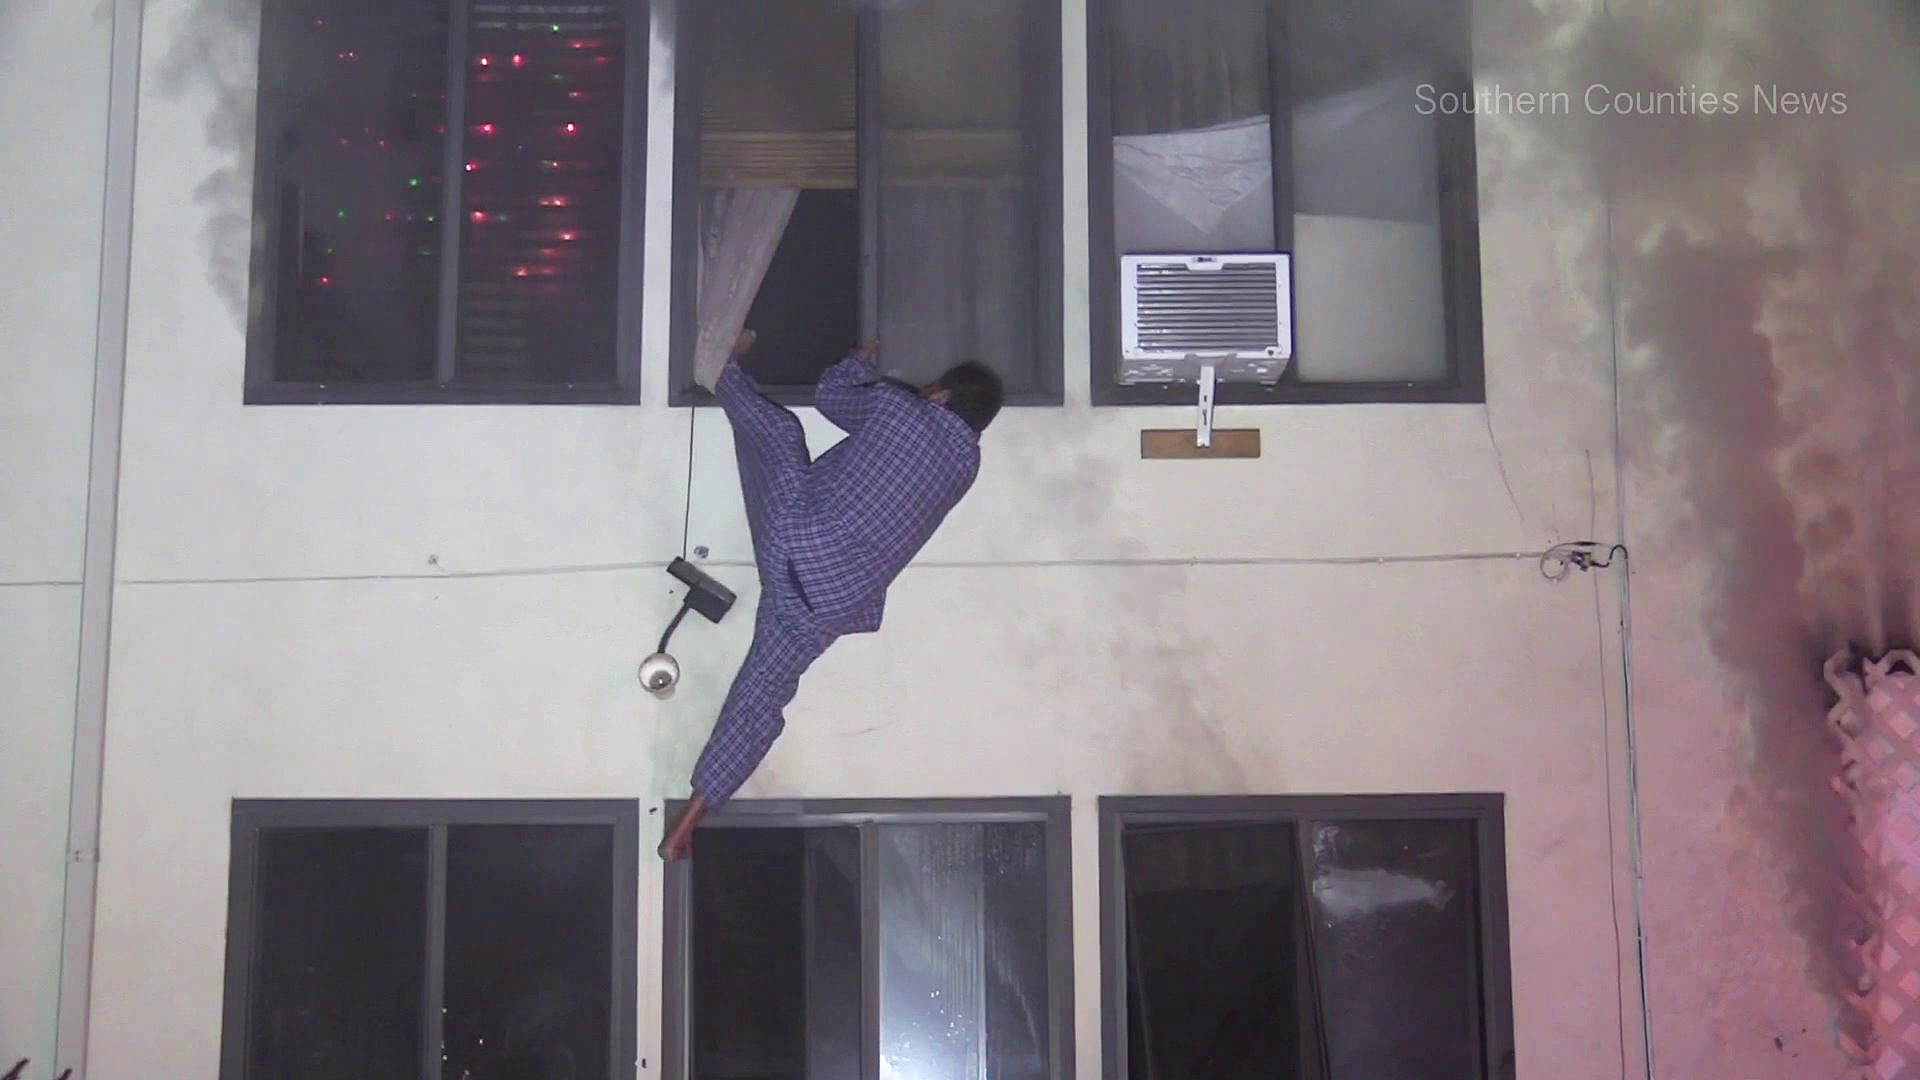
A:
[663,799,1075,1079]
[1101,796,1515,1080]
[221,801,638,1080]
[245,1,648,404]
[669,0,1063,405]
[1088,0,1484,405]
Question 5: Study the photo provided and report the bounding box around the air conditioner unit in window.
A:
[1121,253,1293,446]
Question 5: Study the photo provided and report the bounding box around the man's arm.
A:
[814,340,886,434]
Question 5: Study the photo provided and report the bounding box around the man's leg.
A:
[661,606,826,859]
[711,336,810,572]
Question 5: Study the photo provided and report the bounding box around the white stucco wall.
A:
[13,0,1912,1078]
[0,0,112,1070]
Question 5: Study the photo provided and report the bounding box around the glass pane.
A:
[1120,823,1308,1080]
[876,0,1049,392]
[691,827,862,1080]
[256,1,449,384]
[443,824,615,1080]
[983,825,1050,1080]
[806,829,865,1080]
[1286,0,1453,382]
[1305,818,1482,1080]
[247,827,428,1080]
[456,2,630,385]
[876,822,1048,1080]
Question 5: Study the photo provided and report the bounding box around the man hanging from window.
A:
[658,331,1004,860]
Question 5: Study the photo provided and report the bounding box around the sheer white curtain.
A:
[693,186,800,382]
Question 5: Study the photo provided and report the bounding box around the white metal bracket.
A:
[1195,363,1216,448]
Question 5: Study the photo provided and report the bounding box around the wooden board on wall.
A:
[1139,429,1262,459]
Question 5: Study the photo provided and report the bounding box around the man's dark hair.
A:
[930,362,1004,433]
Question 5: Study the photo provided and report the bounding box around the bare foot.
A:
[733,328,758,359]
[854,338,879,363]
[658,831,692,861]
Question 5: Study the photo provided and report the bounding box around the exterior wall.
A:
[0,0,113,1070]
[7,0,1913,1077]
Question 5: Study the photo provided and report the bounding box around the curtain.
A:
[693,186,800,385]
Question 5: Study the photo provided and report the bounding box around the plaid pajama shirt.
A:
[690,354,980,805]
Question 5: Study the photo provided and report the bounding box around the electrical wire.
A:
[120,548,1574,587]
[680,396,697,558]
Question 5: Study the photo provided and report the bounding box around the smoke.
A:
[1482,0,1920,1049]
[154,0,259,328]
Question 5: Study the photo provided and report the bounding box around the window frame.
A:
[1085,0,1486,406]
[218,798,641,1080]
[660,796,1077,1079]
[242,0,653,405]
[1098,793,1515,1080]
[664,0,1065,408]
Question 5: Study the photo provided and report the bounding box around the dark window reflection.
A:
[443,824,616,1080]
[690,827,862,1080]
[1120,815,1489,1080]
[258,1,450,383]
[1122,823,1308,1080]
[248,827,428,1080]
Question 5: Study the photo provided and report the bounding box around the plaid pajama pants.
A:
[689,363,833,805]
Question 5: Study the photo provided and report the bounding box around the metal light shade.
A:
[639,652,681,697]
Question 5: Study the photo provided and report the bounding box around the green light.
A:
[408,177,421,187]
[336,209,347,220]
[551,23,561,31]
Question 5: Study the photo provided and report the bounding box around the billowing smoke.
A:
[1483,0,1920,1052]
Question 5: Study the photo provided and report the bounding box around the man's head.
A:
[921,362,1005,433]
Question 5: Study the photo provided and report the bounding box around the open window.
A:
[1101,795,1515,1080]
[668,0,1063,404]
[1089,0,1483,406]
[662,798,1075,1079]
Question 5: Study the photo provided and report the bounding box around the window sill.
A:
[1092,376,1484,407]
[245,382,644,406]
[666,383,1064,408]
